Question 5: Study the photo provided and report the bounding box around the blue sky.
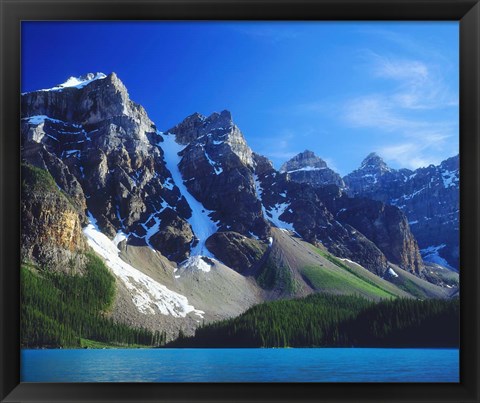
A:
[22,21,458,175]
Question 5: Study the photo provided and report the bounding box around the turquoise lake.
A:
[21,348,459,382]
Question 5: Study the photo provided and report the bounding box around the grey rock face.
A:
[168,110,254,167]
[344,153,403,199]
[254,152,424,276]
[331,197,424,274]
[21,73,193,261]
[344,154,459,270]
[21,164,88,274]
[149,208,194,262]
[22,73,155,136]
[205,232,268,274]
[21,71,429,279]
[168,111,270,238]
[280,150,345,189]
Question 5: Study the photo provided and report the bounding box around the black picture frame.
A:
[1,0,479,402]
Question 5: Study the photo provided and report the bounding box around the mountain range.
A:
[20,72,459,341]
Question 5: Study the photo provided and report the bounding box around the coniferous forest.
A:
[21,254,166,348]
[168,294,459,348]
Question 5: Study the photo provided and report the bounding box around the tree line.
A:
[21,253,167,348]
[168,293,459,348]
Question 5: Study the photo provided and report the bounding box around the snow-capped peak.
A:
[41,72,107,92]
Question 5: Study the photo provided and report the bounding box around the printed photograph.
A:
[20,21,459,382]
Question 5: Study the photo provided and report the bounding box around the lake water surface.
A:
[21,348,459,382]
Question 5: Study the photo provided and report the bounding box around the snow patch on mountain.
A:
[162,177,175,190]
[140,200,169,248]
[421,244,446,254]
[179,256,213,273]
[441,169,458,188]
[265,203,295,232]
[204,150,223,175]
[340,258,363,267]
[23,115,64,125]
[112,231,128,247]
[254,174,264,200]
[286,166,327,173]
[387,268,399,277]
[63,149,81,158]
[360,173,379,184]
[421,244,456,271]
[159,132,218,256]
[254,174,295,232]
[38,73,107,92]
[83,213,204,318]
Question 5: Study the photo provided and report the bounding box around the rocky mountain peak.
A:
[21,71,153,131]
[104,71,129,91]
[168,109,253,168]
[168,109,234,145]
[206,109,233,125]
[360,152,390,173]
[166,112,206,144]
[51,72,108,90]
[279,150,345,189]
[344,154,459,270]
[279,150,328,173]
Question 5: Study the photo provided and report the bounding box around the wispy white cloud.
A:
[373,56,429,82]
[361,51,458,110]
[252,26,458,171]
[344,94,416,131]
[354,26,457,65]
[375,140,448,169]
[342,47,457,169]
[344,91,456,169]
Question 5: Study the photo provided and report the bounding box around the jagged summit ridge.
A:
[167,110,233,144]
[344,154,459,270]
[47,72,107,92]
[343,152,394,193]
[22,72,433,277]
[21,72,182,255]
[280,150,328,173]
[360,152,391,173]
[165,109,270,238]
[166,109,254,168]
[280,150,345,189]
[22,72,156,144]
[22,72,108,95]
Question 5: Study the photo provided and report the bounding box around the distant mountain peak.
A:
[360,152,390,172]
[279,150,345,189]
[297,149,317,160]
[280,150,328,173]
